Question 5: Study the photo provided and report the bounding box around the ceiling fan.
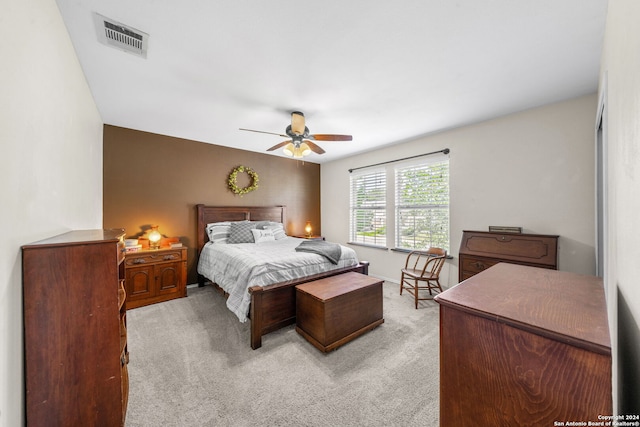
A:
[240,111,352,158]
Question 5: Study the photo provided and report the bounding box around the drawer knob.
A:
[133,258,146,264]
[163,255,177,261]
[474,261,486,270]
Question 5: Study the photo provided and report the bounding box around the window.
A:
[395,158,449,251]
[349,152,450,252]
[349,168,386,247]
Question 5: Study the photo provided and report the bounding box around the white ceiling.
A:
[55,0,608,163]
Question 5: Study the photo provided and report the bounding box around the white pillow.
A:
[263,223,287,240]
[206,222,231,244]
[251,228,276,243]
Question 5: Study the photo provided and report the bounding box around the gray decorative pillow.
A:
[228,221,257,244]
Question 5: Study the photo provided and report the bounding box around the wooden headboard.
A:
[196,205,286,254]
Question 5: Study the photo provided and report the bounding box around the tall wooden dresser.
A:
[22,229,129,426]
[458,230,558,282]
[435,263,612,426]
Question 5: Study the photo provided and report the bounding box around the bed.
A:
[196,204,369,349]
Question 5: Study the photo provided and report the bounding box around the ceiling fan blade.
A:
[239,128,288,138]
[291,111,305,135]
[267,141,291,151]
[308,134,353,141]
[304,140,325,154]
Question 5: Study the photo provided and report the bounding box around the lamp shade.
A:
[299,142,311,157]
[283,143,295,157]
[148,225,162,249]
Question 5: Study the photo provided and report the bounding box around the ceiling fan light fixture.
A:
[299,142,311,157]
[291,144,303,158]
[283,142,295,157]
[282,141,311,158]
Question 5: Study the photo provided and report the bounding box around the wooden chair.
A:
[400,247,447,309]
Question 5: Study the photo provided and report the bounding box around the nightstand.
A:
[124,247,187,309]
[294,235,325,240]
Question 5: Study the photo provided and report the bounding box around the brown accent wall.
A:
[103,125,321,284]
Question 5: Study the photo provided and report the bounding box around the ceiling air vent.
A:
[93,13,148,58]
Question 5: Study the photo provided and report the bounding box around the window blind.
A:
[349,169,387,247]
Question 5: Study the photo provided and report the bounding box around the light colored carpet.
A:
[125,281,440,427]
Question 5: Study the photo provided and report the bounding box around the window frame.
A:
[348,153,450,252]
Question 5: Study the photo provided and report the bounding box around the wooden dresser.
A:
[458,230,558,282]
[22,229,129,426]
[435,263,611,426]
[124,246,187,308]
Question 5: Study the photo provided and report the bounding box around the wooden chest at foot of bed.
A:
[295,272,384,352]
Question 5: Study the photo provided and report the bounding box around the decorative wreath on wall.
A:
[228,166,259,195]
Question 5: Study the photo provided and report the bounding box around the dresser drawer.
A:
[125,250,183,266]
[461,256,499,275]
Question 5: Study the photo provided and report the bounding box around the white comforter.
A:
[197,237,359,322]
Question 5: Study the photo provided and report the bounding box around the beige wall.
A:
[321,94,597,287]
[600,0,640,414]
[103,125,321,284]
[0,0,104,425]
